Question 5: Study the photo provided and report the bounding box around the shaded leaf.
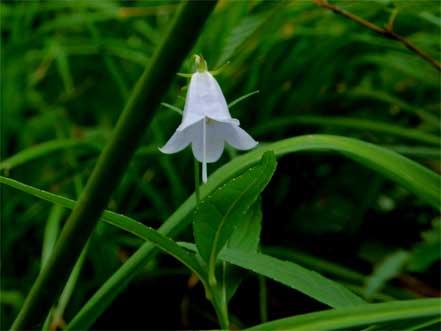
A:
[193,152,277,272]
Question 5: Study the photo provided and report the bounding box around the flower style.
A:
[160,56,258,183]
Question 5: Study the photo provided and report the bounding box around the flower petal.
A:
[180,72,233,130]
[223,124,258,150]
[159,122,196,154]
[191,120,225,163]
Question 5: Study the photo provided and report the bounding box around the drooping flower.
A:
[160,55,258,183]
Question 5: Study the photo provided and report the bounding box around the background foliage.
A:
[1,0,440,330]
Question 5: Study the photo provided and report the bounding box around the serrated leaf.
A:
[221,248,365,308]
[227,197,263,252]
[193,152,277,272]
[225,198,263,302]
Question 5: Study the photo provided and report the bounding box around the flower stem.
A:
[194,158,200,204]
[10,1,217,329]
[210,285,230,330]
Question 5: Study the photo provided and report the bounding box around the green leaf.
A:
[0,139,101,172]
[227,198,262,252]
[251,115,440,145]
[225,198,263,302]
[364,250,410,299]
[217,15,268,66]
[193,152,277,283]
[360,316,441,331]
[220,248,365,308]
[264,246,365,284]
[245,298,441,330]
[407,243,441,273]
[408,219,441,272]
[41,206,64,269]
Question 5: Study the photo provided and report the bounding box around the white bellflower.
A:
[160,56,258,183]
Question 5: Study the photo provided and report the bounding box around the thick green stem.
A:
[211,286,230,330]
[11,1,216,329]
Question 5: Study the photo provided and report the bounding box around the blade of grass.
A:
[384,145,441,160]
[0,139,102,172]
[47,242,89,331]
[41,206,64,269]
[0,139,161,173]
[245,298,441,330]
[10,1,217,329]
[251,115,440,145]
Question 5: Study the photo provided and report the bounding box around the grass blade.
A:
[252,115,440,145]
[245,298,441,330]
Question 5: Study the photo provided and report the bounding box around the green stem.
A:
[194,158,201,204]
[210,286,230,330]
[51,243,89,327]
[11,1,216,329]
[259,275,268,323]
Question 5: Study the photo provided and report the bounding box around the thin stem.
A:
[194,158,201,204]
[228,90,260,109]
[11,1,217,329]
[314,0,441,71]
[259,275,268,323]
[161,102,183,115]
[202,117,207,183]
[210,60,230,76]
[50,242,89,330]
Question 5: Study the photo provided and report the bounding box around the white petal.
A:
[159,122,196,154]
[191,120,225,163]
[180,72,233,130]
[223,124,258,150]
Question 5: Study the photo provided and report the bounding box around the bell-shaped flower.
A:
[160,56,258,183]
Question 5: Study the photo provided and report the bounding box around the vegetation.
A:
[1,0,440,330]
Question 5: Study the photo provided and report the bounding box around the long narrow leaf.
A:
[220,248,365,308]
[245,298,441,330]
